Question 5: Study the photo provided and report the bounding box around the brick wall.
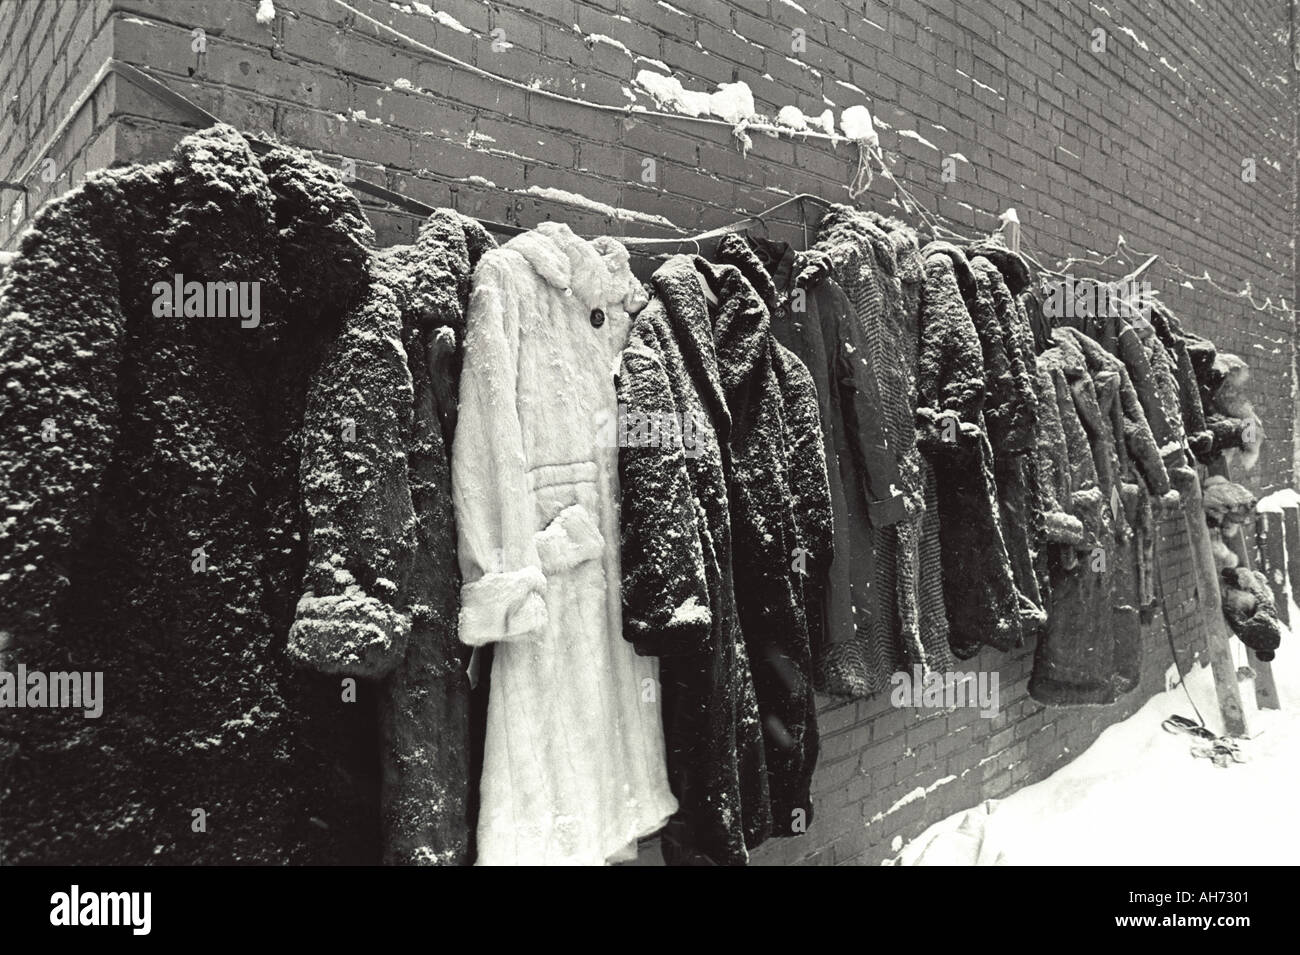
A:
[1,0,1294,865]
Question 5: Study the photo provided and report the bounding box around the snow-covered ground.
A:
[897,617,1300,865]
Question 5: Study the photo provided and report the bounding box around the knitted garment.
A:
[0,125,379,863]
[811,206,952,689]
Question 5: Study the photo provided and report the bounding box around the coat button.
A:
[590,308,606,328]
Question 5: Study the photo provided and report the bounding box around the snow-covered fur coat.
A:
[1149,301,1213,459]
[968,254,1047,632]
[1054,324,1176,621]
[451,222,677,865]
[702,239,828,838]
[619,253,770,864]
[917,242,1022,658]
[1029,333,1141,704]
[1138,322,1227,655]
[287,210,493,865]
[810,207,953,689]
[725,232,926,699]
[0,125,378,863]
[965,240,1054,353]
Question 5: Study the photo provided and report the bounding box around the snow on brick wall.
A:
[0,0,1293,865]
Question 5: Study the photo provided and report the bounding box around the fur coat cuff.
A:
[288,589,412,678]
[534,504,606,574]
[459,566,549,647]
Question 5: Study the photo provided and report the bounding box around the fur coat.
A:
[619,253,770,864]
[968,254,1047,632]
[1029,332,1141,703]
[620,252,831,862]
[451,222,677,865]
[706,240,828,839]
[722,233,923,698]
[286,210,493,864]
[1149,301,1214,459]
[917,241,1022,658]
[1137,319,1226,655]
[0,125,378,863]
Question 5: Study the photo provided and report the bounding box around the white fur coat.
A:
[452,222,677,864]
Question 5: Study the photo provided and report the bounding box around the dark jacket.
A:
[0,125,378,863]
[1031,345,1123,703]
[1149,301,1214,459]
[807,206,953,689]
[618,254,772,865]
[709,237,829,837]
[716,232,920,698]
[916,241,1022,658]
[287,210,494,864]
[969,255,1047,632]
[1029,330,1143,703]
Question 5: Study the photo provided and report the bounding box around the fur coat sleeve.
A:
[288,210,485,678]
[915,245,987,451]
[772,341,834,605]
[1056,326,1172,497]
[449,254,552,647]
[0,179,129,648]
[617,313,715,655]
[288,251,419,677]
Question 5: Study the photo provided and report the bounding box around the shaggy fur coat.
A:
[0,125,378,863]
[620,251,831,861]
[1029,332,1142,704]
[287,210,494,865]
[451,222,677,865]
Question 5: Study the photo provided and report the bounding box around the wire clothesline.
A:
[870,147,1293,317]
[5,15,1291,317]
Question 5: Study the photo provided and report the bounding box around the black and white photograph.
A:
[0,0,1291,930]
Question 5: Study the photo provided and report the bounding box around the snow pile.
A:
[839,104,878,146]
[775,105,809,130]
[633,70,755,125]
[255,0,275,26]
[773,105,836,137]
[898,635,1300,865]
[1256,488,1300,514]
[810,108,835,136]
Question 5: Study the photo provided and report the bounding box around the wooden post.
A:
[1189,465,1248,737]
[1282,502,1300,598]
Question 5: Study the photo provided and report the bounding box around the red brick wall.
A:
[1,0,1294,865]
